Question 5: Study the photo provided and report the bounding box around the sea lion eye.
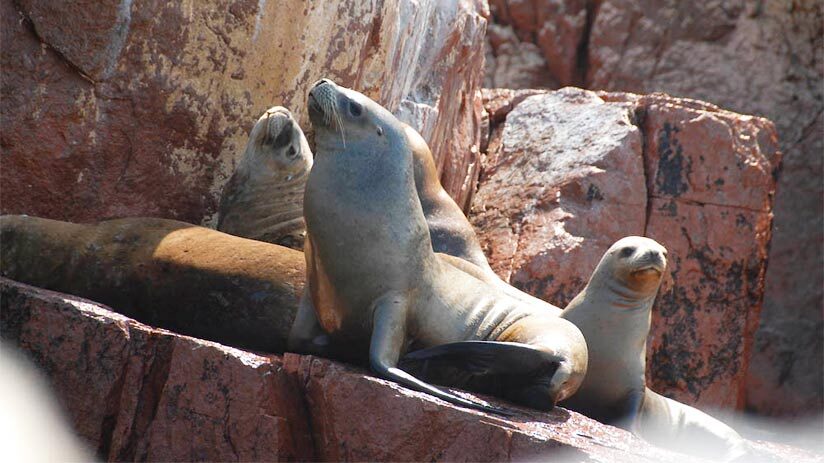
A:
[376,126,383,136]
[619,247,635,258]
[271,129,291,149]
[349,100,363,117]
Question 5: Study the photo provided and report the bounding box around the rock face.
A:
[483,0,823,420]
[484,0,589,89]
[472,88,781,411]
[0,0,487,224]
[5,277,820,463]
[0,277,695,462]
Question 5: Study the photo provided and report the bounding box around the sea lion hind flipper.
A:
[401,341,562,379]
[369,295,513,416]
[287,290,330,356]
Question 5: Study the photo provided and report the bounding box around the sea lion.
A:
[212,101,561,315]
[407,126,563,314]
[217,106,312,249]
[0,215,304,352]
[559,236,748,460]
[289,79,587,413]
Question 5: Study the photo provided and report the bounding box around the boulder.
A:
[483,0,823,420]
[472,88,781,410]
[0,0,487,223]
[4,277,818,462]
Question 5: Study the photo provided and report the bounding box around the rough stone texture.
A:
[472,88,781,411]
[0,0,487,224]
[485,23,560,89]
[483,0,823,420]
[484,0,589,89]
[5,277,819,463]
[0,278,672,462]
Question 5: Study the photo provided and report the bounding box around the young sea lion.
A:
[289,79,587,414]
[560,236,748,460]
[217,106,312,249]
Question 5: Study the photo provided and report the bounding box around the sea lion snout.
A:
[262,109,294,148]
[632,249,666,274]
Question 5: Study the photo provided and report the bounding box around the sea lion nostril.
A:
[312,78,333,89]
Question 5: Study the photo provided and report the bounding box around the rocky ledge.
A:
[1,277,819,462]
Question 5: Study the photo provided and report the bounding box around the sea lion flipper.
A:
[401,341,562,377]
[287,289,330,356]
[370,295,513,416]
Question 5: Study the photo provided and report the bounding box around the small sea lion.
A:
[559,236,748,460]
[289,79,587,413]
[217,106,312,249]
[0,215,304,352]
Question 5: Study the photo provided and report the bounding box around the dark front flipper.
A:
[370,295,513,416]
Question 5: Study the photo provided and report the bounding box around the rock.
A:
[0,0,487,224]
[473,88,646,303]
[484,0,589,88]
[4,277,817,462]
[483,0,823,420]
[485,24,559,89]
[472,88,781,411]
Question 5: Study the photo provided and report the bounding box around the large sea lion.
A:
[406,125,563,314]
[213,102,562,314]
[217,106,312,249]
[559,236,748,460]
[0,215,304,352]
[289,79,587,413]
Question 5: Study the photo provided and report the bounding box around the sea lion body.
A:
[0,215,304,352]
[213,102,562,316]
[560,236,747,460]
[217,106,312,249]
[407,126,563,315]
[291,80,587,412]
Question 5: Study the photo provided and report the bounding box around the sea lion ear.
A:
[400,341,561,377]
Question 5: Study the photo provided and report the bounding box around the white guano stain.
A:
[251,0,267,43]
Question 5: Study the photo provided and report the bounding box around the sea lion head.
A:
[593,236,668,298]
[307,79,407,157]
[245,106,312,181]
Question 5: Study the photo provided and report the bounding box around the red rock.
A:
[485,24,559,89]
[4,277,819,462]
[485,0,588,88]
[473,87,646,303]
[484,0,823,420]
[0,0,487,224]
[472,88,781,411]
[0,277,677,462]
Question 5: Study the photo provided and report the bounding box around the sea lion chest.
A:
[303,149,431,339]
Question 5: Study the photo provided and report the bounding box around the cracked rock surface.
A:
[3,277,820,462]
[1,0,487,223]
[483,0,823,422]
[472,88,781,411]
